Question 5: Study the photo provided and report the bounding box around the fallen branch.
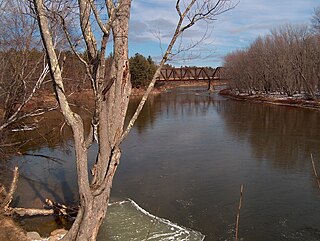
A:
[0,166,54,216]
[7,199,79,217]
[7,207,54,216]
[0,167,77,218]
[311,154,320,189]
[235,184,244,241]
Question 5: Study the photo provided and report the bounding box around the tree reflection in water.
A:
[126,88,216,134]
[217,100,320,170]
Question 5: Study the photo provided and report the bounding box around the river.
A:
[4,86,320,240]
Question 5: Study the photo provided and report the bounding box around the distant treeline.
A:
[224,7,320,99]
[0,48,169,113]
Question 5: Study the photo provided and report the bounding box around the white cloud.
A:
[129,0,319,66]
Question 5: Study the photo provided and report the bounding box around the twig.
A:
[311,154,320,189]
[45,198,78,218]
[235,184,244,241]
[0,184,8,197]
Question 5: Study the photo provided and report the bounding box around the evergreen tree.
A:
[129,53,158,87]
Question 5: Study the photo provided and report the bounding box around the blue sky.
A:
[128,0,319,67]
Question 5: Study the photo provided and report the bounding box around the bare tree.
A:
[0,0,55,133]
[224,23,320,99]
[311,6,320,34]
[31,0,235,240]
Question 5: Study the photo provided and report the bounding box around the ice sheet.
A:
[97,199,205,241]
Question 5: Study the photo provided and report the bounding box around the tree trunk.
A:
[62,1,131,240]
[34,0,131,239]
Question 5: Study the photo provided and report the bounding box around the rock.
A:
[49,229,67,241]
[27,231,42,241]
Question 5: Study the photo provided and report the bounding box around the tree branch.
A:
[1,167,19,209]
[78,0,98,61]
[118,1,188,144]
[89,0,110,35]
[119,0,235,144]
[0,63,50,132]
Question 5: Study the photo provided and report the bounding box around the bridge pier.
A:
[208,79,215,91]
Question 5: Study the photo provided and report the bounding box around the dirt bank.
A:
[0,215,27,241]
[220,89,320,110]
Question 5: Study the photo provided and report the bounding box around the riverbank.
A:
[0,215,66,241]
[0,216,27,241]
[219,89,320,110]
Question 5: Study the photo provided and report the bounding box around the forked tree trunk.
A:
[34,0,131,240]
[62,1,131,240]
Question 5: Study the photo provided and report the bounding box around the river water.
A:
[5,86,320,240]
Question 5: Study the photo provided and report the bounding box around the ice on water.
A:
[97,199,205,241]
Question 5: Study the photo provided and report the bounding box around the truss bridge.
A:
[156,67,224,82]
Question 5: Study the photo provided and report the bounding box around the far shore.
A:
[219,88,320,110]
[2,82,318,120]
[130,80,210,95]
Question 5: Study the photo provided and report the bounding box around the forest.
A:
[224,7,320,99]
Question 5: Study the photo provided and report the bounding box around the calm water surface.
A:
[6,86,320,240]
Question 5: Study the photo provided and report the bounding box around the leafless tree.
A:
[224,23,320,99]
[311,6,320,34]
[0,0,56,133]
[31,0,235,240]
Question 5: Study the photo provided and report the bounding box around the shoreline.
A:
[219,89,320,110]
[2,83,318,124]
[130,81,209,96]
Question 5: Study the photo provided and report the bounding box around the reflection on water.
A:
[3,86,320,240]
[218,101,320,170]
